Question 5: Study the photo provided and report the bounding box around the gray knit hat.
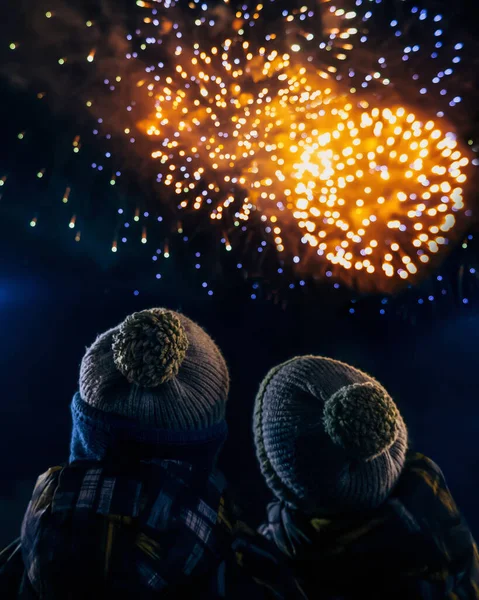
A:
[253,356,408,514]
[79,308,229,431]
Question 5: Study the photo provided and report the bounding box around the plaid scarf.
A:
[260,453,479,599]
[2,460,303,599]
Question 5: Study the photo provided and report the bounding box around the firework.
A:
[118,0,472,291]
[1,0,475,297]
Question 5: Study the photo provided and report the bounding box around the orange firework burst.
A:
[18,0,450,293]
[268,98,469,284]
[1,0,474,300]
[137,27,470,291]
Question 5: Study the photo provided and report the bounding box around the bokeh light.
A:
[129,0,471,290]
[1,0,475,298]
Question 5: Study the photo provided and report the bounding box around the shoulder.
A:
[405,452,446,479]
[27,466,63,514]
[398,453,458,515]
[396,453,476,564]
[402,455,479,593]
[33,465,63,492]
[394,452,463,529]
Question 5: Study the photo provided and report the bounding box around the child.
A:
[253,355,479,599]
[1,309,299,599]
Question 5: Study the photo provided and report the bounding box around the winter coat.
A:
[259,453,479,599]
[1,459,303,599]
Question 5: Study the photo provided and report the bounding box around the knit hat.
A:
[71,308,229,462]
[253,356,408,515]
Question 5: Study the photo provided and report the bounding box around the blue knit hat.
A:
[71,308,229,462]
[253,356,408,514]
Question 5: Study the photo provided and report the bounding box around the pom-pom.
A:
[112,309,189,387]
[323,382,399,460]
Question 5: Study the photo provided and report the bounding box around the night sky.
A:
[1,0,479,548]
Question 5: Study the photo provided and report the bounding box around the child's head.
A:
[253,356,408,515]
[71,308,229,461]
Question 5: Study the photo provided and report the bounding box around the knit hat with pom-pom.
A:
[70,308,229,463]
[253,356,407,514]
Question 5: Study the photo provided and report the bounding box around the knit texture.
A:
[323,382,400,460]
[69,393,228,467]
[253,356,408,514]
[112,309,189,387]
[79,308,229,432]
